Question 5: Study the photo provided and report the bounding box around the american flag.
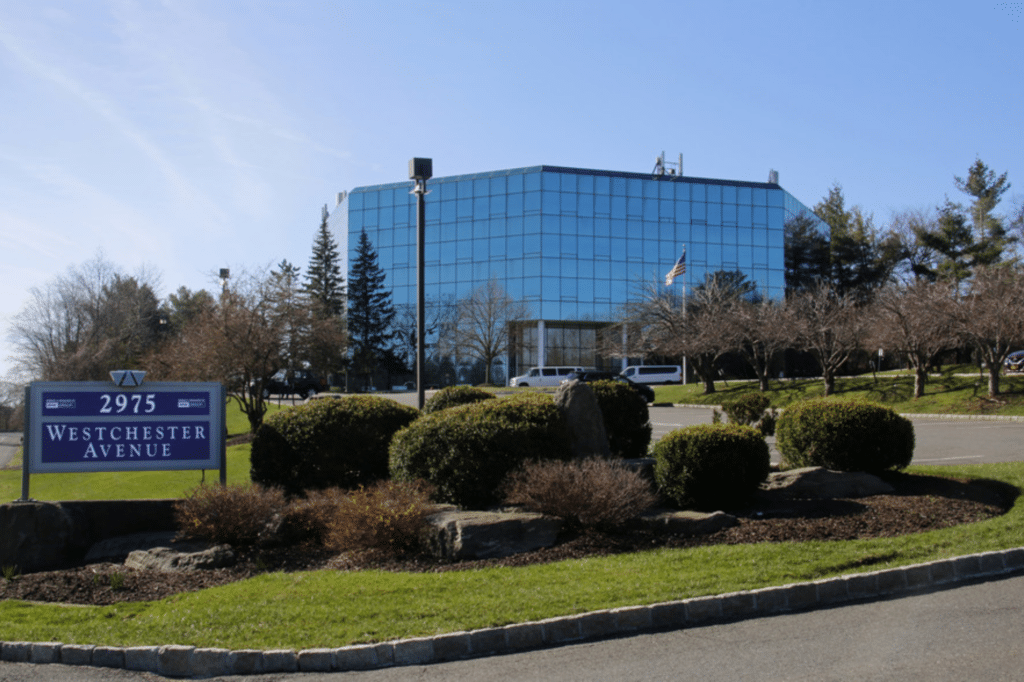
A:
[664,249,686,286]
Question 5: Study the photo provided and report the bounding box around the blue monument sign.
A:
[23,373,225,499]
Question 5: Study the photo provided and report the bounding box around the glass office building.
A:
[331,165,817,383]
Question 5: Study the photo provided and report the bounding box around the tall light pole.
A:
[409,158,432,410]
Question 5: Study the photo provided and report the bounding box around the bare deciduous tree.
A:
[790,283,866,396]
[726,298,795,392]
[951,266,1024,398]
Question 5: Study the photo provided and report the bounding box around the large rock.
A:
[0,501,86,573]
[425,509,563,561]
[125,542,237,571]
[631,509,738,534]
[554,380,611,459]
[761,467,895,499]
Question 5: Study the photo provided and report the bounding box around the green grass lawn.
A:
[2,461,1022,650]
[654,368,1024,416]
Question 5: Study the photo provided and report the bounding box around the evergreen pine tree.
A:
[348,229,397,386]
[304,205,345,318]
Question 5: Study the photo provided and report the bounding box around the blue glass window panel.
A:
[524,215,541,234]
[691,224,707,242]
[473,178,489,197]
[707,185,722,203]
[659,223,676,241]
[674,183,690,201]
[675,199,690,218]
[611,195,627,219]
[506,277,524,298]
[707,243,722,263]
[542,233,560,254]
[594,237,611,258]
[456,180,473,199]
[691,202,706,222]
[349,211,364,231]
[626,178,642,197]
[561,278,576,299]
[456,239,473,261]
[490,176,506,195]
[489,218,506,238]
[440,264,457,283]
[722,244,738,264]
[539,300,559,319]
[578,217,594,237]
[542,173,561,192]
[578,174,594,193]
[506,216,524,235]
[474,197,489,220]
[767,268,784,291]
[349,193,364,210]
[627,238,644,261]
[490,194,505,216]
[660,241,678,261]
[379,205,394,226]
[363,209,378,227]
[474,239,488,261]
[507,234,524,258]
[457,221,474,242]
[542,192,560,215]
[594,175,611,195]
[611,260,627,281]
[753,206,768,225]
[594,194,610,215]
[739,244,753,268]
[611,177,627,195]
[738,204,752,227]
[752,187,767,205]
[441,202,457,222]
[594,218,610,237]
[691,242,707,263]
[524,191,541,214]
[707,203,722,225]
[437,181,457,201]
[736,226,753,246]
[364,191,378,209]
[627,197,643,217]
[768,207,784,230]
[659,181,675,200]
[426,241,441,263]
[578,192,594,217]
[560,174,577,192]
[610,279,628,303]
[474,262,495,280]
[691,183,706,202]
[643,221,659,241]
[542,258,561,277]
[752,226,768,248]
[722,202,737,224]
[508,173,524,193]
[722,226,737,244]
[562,258,578,278]
[659,199,674,221]
[523,257,541,276]
[643,197,658,218]
[395,203,410,226]
[768,189,784,207]
[722,185,737,204]
[440,281,457,298]
[594,278,611,300]
[768,228,784,248]
[644,241,659,262]
[612,237,627,257]
[457,198,473,219]
[379,246,393,266]
[561,234,576,255]
[738,186,752,205]
[561,192,576,214]
[524,171,542,192]
[578,257,595,279]
[379,227,394,248]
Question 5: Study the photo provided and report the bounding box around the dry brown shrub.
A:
[502,457,657,530]
[174,484,286,546]
[324,480,435,555]
[279,488,348,546]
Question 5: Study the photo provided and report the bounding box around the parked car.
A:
[508,366,584,387]
[257,369,326,399]
[562,370,656,404]
[1006,351,1024,372]
[620,365,682,385]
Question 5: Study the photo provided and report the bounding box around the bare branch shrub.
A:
[278,488,347,546]
[324,480,436,555]
[174,484,286,547]
[502,457,657,530]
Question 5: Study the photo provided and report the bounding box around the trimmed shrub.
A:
[422,385,495,414]
[278,488,347,547]
[588,380,653,459]
[776,399,915,473]
[324,480,435,556]
[502,457,657,530]
[250,396,419,495]
[174,484,285,546]
[721,393,771,426]
[390,392,572,509]
[652,424,770,510]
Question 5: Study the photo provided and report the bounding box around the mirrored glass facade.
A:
[332,165,816,380]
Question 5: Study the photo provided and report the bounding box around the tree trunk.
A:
[914,366,927,399]
[822,369,835,397]
[988,363,1001,397]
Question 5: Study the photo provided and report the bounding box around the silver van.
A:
[509,366,585,387]
[620,365,682,385]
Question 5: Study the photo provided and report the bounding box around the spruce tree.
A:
[347,229,397,386]
[304,205,345,318]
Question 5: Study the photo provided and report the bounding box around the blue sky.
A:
[1,0,1022,381]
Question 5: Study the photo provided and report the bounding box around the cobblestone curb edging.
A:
[3,547,1024,677]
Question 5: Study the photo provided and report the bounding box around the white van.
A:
[620,365,682,385]
[509,366,585,387]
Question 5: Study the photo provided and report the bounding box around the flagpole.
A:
[682,244,687,386]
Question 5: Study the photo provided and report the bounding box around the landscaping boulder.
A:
[630,509,738,534]
[761,467,895,499]
[125,542,237,571]
[425,509,563,561]
[554,380,611,459]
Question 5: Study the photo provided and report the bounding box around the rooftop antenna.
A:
[652,151,683,177]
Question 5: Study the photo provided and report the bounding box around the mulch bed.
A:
[1,473,1014,607]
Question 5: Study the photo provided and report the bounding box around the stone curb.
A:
[3,547,1024,677]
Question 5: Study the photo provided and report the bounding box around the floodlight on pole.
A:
[410,158,432,411]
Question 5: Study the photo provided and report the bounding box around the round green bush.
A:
[721,393,771,426]
[250,396,419,495]
[652,423,770,510]
[389,392,572,509]
[422,385,495,414]
[588,379,652,458]
[775,399,914,473]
